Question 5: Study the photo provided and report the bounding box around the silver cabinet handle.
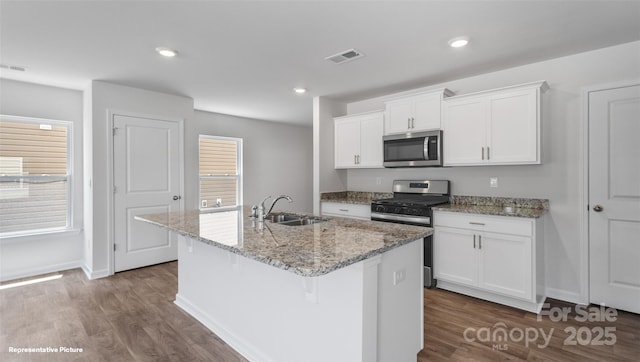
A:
[487,146,490,160]
[408,118,411,129]
[354,155,357,164]
[593,205,603,212]
[339,208,349,212]
[469,222,485,226]
[479,235,482,249]
[473,234,476,248]
[172,195,181,200]
[481,147,485,160]
[411,117,414,128]
[358,155,360,164]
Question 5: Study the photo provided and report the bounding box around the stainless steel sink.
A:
[267,213,301,223]
[267,213,327,226]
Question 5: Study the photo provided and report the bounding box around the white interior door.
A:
[113,114,182,272]
[589,84,640,314]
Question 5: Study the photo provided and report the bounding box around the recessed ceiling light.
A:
[155,47,178,57]
[448,36,470,48]
[293,87,307,94]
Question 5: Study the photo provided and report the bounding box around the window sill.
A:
[0,228,82,244]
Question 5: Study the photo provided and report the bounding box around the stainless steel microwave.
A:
[383,130,443,167]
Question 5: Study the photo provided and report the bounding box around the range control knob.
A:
[375,205,385,213]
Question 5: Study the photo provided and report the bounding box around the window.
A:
[199,135,242,209]
[0,115,72,236]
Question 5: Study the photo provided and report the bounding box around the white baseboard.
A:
[174,294,270,362]
[0,260,82,282]
[81,265,110,280]
[545,287,586,305]
[437,281,544,314]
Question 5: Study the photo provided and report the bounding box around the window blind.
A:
[0,119,69,235]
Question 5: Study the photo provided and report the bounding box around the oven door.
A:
[370,212,431,226]
[370,212,436,288]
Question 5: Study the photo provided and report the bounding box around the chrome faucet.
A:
[258,195,293,222]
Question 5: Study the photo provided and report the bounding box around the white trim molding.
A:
[1,260,82,283]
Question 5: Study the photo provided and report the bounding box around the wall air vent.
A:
[324,48,364,64]
[0,64,27,72]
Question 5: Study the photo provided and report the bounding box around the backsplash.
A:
[321,191,393,204]
[451,195,549,209]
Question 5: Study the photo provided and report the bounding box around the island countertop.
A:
[136,206,431,277]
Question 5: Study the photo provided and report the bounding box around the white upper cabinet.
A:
[384,89,453,135]
[442,81,548,166]
[334,111,384,169]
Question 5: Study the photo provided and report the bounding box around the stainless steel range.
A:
[371,180,450,288]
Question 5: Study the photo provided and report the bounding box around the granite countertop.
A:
[136,206,431,277]
[432,195,549,218]
[320,191,392,205]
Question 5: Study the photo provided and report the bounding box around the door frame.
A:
[579,79,640,305]
[106,109,184,276]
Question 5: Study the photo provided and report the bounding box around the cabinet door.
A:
[434,227,477,286]
[413,93,442,131]
[321,202,371,220]
[478,232,533,301]
[385,99,413,135]
[358,114,384,168]
[334,118,360,168]
[488,88,539,164]
[443,98,487,165]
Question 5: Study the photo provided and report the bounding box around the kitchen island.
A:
[137,206,431,362]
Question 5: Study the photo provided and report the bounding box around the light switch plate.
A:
[490,177,498,188]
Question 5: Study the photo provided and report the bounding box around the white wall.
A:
[88,81,194,278]
[342,41,640,303]
[189,110,313,214]
[0,79,84,281]
[312,97,347,213]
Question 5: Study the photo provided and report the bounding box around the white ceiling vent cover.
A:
[325,49,364,64]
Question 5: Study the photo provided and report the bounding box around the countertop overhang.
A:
[135,206,432,277]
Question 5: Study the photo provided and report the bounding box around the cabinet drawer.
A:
[321,202,371,220]
[434,211,533,236]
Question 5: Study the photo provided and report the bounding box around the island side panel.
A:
[377,237,424,361]
[174,234,424,362]
[175,234,379,361]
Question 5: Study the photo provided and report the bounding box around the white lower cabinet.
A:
[321,202,371,220]
[434,210,544,313]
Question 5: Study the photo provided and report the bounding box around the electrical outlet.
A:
[490,177,498,188]
[216,198,222,207]
[201,200,208,208]
[393,268,406,285]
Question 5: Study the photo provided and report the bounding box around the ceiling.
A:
[1,1,639,126]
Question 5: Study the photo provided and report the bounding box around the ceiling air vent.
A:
[325,48,364,64]
[0,64,27,72]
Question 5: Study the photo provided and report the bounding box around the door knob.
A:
[173,195,181,201]
[593,205,603,212]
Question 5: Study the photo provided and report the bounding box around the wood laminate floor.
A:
[1,262,638,361]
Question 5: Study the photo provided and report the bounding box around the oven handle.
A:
[371,212,431,225]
